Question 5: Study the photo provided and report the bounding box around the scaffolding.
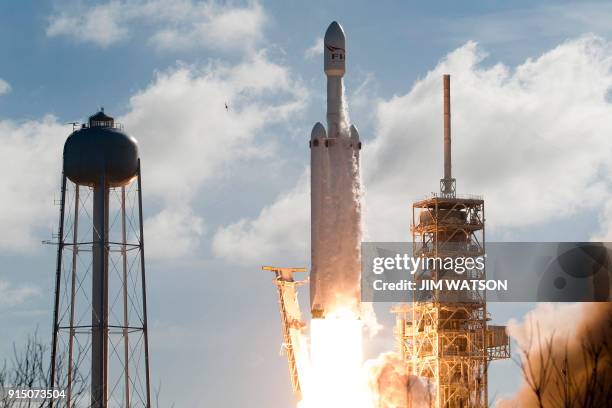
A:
[262,266,307,400]
[392,75,509,408]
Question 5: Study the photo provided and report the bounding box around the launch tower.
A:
[262,266,307,399]
[392,76,510,407]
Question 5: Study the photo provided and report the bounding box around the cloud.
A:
[0,78,11,95]
[363,36,612,240]
[144,206,204,260]
[498,302,612,407]
[0,280,39,307]
[0,51,306,255]
[119,52,306,258]
[212,171,309,265]
[0,116,67,251]
[47,0,266,52]
[304,36,323,59]
[150,1,266,52]
[122,52,306,200]
[47,1,128,47]
[365,352,432,408]
[591,196,612,241]
[215,36,612,261]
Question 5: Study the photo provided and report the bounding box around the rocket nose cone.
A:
[349,124,360,140]
[324,21,345,48]
[311,122,327,140]
[324,21,346,76]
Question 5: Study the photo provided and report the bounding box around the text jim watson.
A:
[372,279,508,291]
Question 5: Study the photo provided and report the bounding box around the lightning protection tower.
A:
[50,110,151,407]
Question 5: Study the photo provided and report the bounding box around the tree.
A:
[514,308,612,408]
[0,328,85,408]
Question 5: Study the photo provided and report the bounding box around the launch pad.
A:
[391,75,510,407]
[392,194,510,407]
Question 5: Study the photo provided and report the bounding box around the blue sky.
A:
[1,1,612,406]
[5,0,610,122]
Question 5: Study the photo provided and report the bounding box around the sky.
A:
[1,0,612,406]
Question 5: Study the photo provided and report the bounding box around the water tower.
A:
[49,110,151,407]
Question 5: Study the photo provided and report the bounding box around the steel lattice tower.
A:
[50,110,151,408]
[392,76,509,408]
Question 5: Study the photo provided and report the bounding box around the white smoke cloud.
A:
[47,0,266,52]
[215,36,612,260]
[498,302,612,407]
[365,352,433,408]
[505,303,583,351]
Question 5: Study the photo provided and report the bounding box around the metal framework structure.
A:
[391,75,509,408]
[50,163,151,407]
[262,266,307,400]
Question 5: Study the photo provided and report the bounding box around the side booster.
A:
[309,21,362,319]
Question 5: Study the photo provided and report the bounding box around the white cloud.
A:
[0,280,39,307]
[0,51,306,256]
[212,171,309,265]
[591,196,612,241]
[363,37,612,240]
[119,52,306,258]
[304,36,323,59]
[144,206,204,260]
[47,0,266,52]
[0,78,11,95]
[47,1,128,47]
[215,36,612,261]
[0,116,67,251]
[150,1,266,52]
[122,52,307,202]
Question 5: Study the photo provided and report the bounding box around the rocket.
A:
[309,21,362,319]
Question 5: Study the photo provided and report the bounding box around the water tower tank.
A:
[63,110,139,187]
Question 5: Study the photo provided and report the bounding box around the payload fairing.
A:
[310,21,362,319]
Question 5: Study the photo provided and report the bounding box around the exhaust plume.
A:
[498,302,612,407]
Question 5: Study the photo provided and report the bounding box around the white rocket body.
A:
[310,21,362,319]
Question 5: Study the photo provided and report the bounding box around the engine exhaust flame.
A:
[297,309,374,408]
